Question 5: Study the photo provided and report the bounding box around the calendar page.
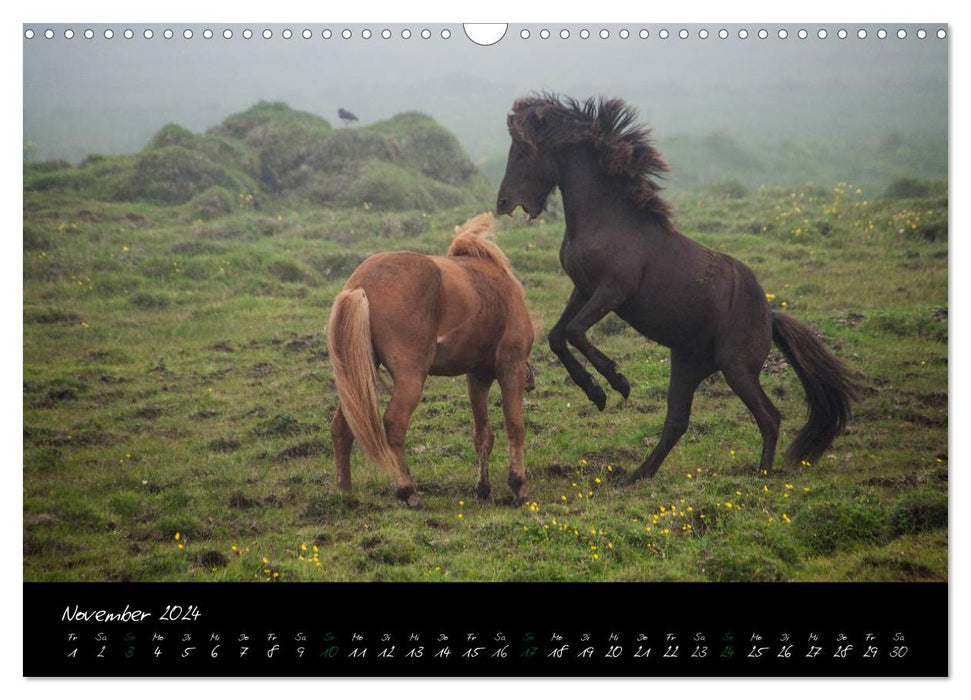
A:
[21,19,948,678]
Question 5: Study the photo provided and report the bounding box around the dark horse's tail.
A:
[771,312,860,466]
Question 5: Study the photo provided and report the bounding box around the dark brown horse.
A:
[327,213,534,507]
[496,94,858,479]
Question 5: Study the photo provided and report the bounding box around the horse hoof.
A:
[511,489,530,505]
[508,475,528,504]
[625,467,655,484]
[614,374,631,399]
[395,486,421,508]
[587,385,607,411]
[476,484,491,500]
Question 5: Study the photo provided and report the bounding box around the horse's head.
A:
[496,100,559,219]
[498,94,674,223]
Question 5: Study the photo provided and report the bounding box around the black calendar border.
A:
[23,581,948,677]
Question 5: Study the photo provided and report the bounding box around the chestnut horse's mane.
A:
[447,213,520,287]
[507,92,674,221]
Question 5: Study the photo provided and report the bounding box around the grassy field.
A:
[24,130,947,583]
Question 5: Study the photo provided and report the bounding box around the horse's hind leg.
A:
[331,401,354,494]
[631,352,714,481]
[721,365,781,475]
[383,373,426,508]
[496,361,528,502]
[467,372,495,500]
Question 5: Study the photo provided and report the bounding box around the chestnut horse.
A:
[327,213,534,508]
[497,94,859,479]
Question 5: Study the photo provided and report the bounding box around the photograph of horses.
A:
[23,24,947,584]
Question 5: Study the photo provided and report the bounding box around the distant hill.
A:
[475,128,948,197]
[23,101,492,212]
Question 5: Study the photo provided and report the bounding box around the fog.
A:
[24,23,947,184]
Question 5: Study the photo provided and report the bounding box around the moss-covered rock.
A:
[187,185,237,220]
[147,123,197,151]
[120,145,256,204]
[368,112,477,185]
[342,161,438,211]
[26,101,487,212]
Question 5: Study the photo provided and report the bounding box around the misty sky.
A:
[23,23,948,163]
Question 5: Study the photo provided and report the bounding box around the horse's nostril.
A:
[497,197,510,214]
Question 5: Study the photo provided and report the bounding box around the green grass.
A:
[23,177,947,583]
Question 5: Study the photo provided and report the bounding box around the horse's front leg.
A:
[549,289,611,410]
[552,286,631,409]
[496,360,528,503]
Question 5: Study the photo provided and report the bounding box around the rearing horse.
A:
[496,94,858,479]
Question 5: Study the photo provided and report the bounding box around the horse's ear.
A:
[519,107,546,141]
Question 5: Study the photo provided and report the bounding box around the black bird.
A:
[338,108,359,125]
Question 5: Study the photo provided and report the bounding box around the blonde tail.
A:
[327,289,397,473]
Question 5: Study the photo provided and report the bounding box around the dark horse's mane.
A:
[508,93,674,221]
